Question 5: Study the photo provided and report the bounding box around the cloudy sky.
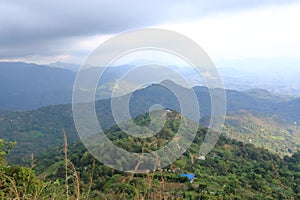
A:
[1,0,300,67]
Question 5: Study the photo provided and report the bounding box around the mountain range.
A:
[0,79,299,165]
[0,61,300,199]
[1,61,300,112]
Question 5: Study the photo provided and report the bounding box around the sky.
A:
[0,0,300,68]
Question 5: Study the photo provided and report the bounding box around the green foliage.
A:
[0,165,49,199]
[1,111,300,199]
[32,112,300,199]
[224,111,300,156]
[1,82,300,167]
[0,139,15,165]
[0,139,63,199]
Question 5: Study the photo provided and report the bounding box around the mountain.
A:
[279,98,300,121]
[49,61,80,72]
[1,111,299,199]
[49,59,300,97]
[245,88,293,102]
[30,111,299,199]
[0,83,181,164]
[217,57,300,96]
[2,61,300,115]
[1,81,300,165]
[224,110,300,156]
[0,62,142,110]
[0,62,75,111]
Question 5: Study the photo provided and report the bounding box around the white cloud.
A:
[1,0,300,64]
[159,1,300,62]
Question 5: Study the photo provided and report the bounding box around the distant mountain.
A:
[0,62,75,110]
[48,61,80,72]
[0,109,9,116]
[0,62,143,111]
[1,81,300,165]
[2,61,299,113]
[245,88,293,102]
[218,63,300,97]
[0,62,134,111]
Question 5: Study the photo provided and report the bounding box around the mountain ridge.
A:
[0,81,299,165]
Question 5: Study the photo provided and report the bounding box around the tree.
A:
[0,139,15,166]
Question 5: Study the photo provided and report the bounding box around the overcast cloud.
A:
[0,0,299,63]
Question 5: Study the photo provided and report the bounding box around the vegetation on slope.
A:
[1,111,298,199]
[1,82,300,166]
[224,111,300,156]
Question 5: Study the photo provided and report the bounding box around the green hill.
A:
[224,111,300,156]
[1,81,300,165]
[1,111,300,199]
[31,111,300,199]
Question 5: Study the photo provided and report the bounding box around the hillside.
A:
[0,62,75,110]
[30,112,300,199]
[224,111,300,156]
[0,62,142,110]
[1,61,300,121]
[244,88,293,102]
[0,81,300,165]
[1,110,300,199]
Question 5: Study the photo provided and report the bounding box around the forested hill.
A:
[223,111,300,156]
[32,111,300,199]
[0,110,299,199]
[1,82,300,164]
